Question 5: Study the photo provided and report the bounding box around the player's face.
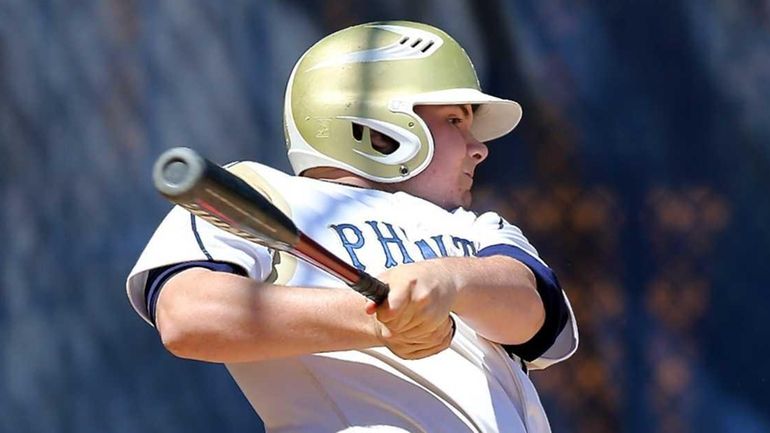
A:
[397,104,488,209]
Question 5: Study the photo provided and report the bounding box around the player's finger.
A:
[376,301,418,331]
[387,316,440,339]
[393,317,453,349]
[364,300,377,316]
[373,298,396,322]
[388,340,441,360]
[397,337,452,360]
[376,276,417,319]
[386,305,451,336]
[405,320,455,359]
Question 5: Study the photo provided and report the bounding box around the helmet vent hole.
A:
[370,129,399,155]
[352,123,364,141]
[396,35,439,54]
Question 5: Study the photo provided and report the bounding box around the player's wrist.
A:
[370,314,386,346]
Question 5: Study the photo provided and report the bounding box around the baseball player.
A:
[127,21,577,433]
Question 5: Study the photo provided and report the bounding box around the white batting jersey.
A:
[127,161,578,433]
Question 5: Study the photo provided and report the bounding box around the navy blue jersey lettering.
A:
[451,236,476,256]
[365,221,415,268]
[414,235,449,259]
[330,223,367,271]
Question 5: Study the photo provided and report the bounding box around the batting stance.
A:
[127,21,578,433]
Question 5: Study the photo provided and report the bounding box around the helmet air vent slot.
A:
[398,36,434,53]
[352,123,364,141]
[352,123,398,155]
[371,128,399,155]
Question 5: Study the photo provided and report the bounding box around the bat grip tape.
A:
[350,272,389,305]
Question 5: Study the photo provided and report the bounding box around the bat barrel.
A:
[152,147,389,305]
[153,147,300,250]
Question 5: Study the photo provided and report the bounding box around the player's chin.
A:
[461,194,473,209]
[433,189,472,210]
[453,191,473,209]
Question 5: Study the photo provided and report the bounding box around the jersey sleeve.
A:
[125,205,274,325]
[469,210,579,370]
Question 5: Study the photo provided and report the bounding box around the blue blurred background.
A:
[1,0,768,432]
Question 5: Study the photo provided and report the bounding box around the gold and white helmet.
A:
[284,21,522,182]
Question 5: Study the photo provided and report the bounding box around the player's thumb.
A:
[365,300,377,315]
[372,298,400,324]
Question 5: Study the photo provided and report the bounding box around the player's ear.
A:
[352,123,400,155]
[370,130,399,155]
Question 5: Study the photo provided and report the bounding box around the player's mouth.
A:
[463,172,474,187]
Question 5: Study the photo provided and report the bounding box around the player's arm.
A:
[448,255,544,345]
[154,267,452,363]
[156,267,372,362]
[371,255,544,346]
[372,212,570,361]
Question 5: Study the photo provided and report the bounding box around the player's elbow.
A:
[511,278,546,344]
[483,275,546,345]
[154,295,212,360]
[156,311,199,359]
[152,269,217,360]
[510,295,546,344]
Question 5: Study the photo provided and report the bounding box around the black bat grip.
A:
[351,272,390,305]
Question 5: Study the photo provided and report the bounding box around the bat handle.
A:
[351,272,389,305]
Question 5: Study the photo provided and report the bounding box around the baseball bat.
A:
[152,147,389,304]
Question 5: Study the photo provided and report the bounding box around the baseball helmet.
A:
[284,20,522,182]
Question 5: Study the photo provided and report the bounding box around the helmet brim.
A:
[406,88,523,142]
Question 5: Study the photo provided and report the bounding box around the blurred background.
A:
[1,0,768,432]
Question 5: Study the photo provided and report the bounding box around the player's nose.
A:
[468,137,488,164]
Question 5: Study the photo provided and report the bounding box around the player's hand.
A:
[366,260,460,358]
[369,260,460,332]
[371,314,455,360]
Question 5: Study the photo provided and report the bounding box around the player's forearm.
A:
[156,268,379,363]
[448,255,545,345]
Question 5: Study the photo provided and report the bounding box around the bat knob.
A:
[153,147,207,198]
[163,160,190,185]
